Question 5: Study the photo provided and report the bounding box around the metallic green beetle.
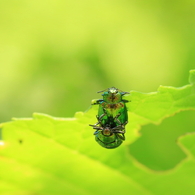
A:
[90,87,129,148]
[92,87,129,129]
[93,125,125,149]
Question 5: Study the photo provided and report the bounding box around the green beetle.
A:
[92,87,129,128]
[90,87,129,148]
[93,125,125,149]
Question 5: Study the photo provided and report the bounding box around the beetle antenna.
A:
[117,89,130,95]
[97,88,111,93]
[97,87,118,93]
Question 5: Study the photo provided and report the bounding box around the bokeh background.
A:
[1,0,195,171]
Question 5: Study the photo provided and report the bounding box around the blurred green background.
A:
[0,0,195,171]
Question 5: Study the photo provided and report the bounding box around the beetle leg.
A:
[95,107,107,125]
[93,115,100,125]
[122,99,130,103]
[112,125,125,134]
[90,124,104,130]
[98,113,106,121]
[115,129,126,134]
[89,107,107,128]
[113,113,128,128]
[117,133,125,141]
[113,112,123,125]
[91,99,103,105]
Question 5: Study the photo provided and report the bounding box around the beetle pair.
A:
[90,87,129,149]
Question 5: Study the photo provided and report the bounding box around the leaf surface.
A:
[0,70,195,195]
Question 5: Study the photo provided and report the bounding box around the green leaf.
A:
[189,69,195,84]
[0,70,195,195]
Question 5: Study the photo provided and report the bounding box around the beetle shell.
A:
[94,127,125,149]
